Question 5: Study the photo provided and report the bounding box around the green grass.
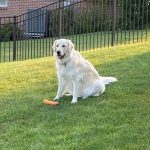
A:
[0,41,150,149]
[0,30,149,62]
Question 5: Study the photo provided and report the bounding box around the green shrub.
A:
[0,23,23,42]
[42,1,150,38]
[48,6,113,37]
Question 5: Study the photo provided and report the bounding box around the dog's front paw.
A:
[53,96,60,100]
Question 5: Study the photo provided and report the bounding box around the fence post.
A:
[13,15,16,61]
[58,0,62,38]
[0,18,1,63]
[111,0,116,46]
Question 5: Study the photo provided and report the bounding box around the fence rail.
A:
[0,0,149,62]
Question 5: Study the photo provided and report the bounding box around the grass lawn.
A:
[0,41,150,149]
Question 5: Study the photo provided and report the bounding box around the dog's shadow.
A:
[58,93,106,105]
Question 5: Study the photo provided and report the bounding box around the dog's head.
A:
[52,39,74,60]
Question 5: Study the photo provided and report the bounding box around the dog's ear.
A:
[52,40,58,51]
[68,40,74,51]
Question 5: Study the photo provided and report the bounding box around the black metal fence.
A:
[0,0,149,62]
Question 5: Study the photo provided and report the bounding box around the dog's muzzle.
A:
[57,52,65,59]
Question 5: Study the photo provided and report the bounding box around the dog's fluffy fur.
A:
[53,39,117,103]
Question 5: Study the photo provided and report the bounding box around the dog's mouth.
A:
[57,53,65,59]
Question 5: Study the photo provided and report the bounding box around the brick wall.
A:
[0,0,57,18]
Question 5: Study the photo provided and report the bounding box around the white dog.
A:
[53,39,117,103]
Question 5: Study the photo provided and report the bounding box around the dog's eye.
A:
[62,45,66,47]
[56,45,59,47]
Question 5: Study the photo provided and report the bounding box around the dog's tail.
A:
[101,76,118,85]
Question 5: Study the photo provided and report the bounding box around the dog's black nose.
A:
[57,51,61,55]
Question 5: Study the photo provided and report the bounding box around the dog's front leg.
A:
[71,82,79,103]
[54,78,65,100]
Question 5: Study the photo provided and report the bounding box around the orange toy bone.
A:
[43,99,60,106]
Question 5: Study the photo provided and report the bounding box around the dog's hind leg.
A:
[82,80,105,99]
[92,81,105,97]
[92,88,105,97]
[71,81,82,103]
